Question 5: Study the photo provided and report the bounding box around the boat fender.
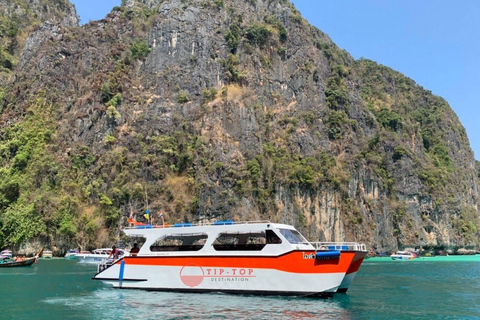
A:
[315,251,340,260]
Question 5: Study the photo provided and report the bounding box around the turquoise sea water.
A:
[1,257,479,319]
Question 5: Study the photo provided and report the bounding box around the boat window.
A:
[150,233,208,252]
[278,229,308,244]
[266,230,282,244]
[213,232,266,251]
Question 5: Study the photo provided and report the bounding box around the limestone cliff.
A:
[0,0,478,254]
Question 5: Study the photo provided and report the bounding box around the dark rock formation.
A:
[0,0,478,253]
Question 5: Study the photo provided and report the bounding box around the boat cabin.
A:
[124,221,317,256]
[123,221,365,257]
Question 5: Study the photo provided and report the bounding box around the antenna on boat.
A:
[128,202,134,226]
[160,208,165,227]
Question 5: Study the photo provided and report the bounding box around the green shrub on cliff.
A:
[131,39,151,60]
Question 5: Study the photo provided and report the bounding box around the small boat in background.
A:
[42,250,53,259]
[391,251,417,261]
[64,249,79,259]
[0,248,41,268]
[74,248,127,264]
[0,256,37,268]
[0,249,13,260]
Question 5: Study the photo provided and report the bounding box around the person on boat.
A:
[108,246,120,260]
[130,243,140,256]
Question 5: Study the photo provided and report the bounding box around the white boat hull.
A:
[75,254,110,264]
[74,248,126,264]
[93,222,367,296]
[97,263,344,296]
[338,272,357,292]
[64,253,78,259]
[391,256,415,261]
[390,253,416,260]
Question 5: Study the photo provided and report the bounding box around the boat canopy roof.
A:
[124,220,292,233]
[122,220,366,256]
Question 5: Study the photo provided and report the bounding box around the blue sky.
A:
[72,0,121,24]
[71,0,480,159]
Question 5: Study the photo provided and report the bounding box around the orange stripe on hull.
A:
[120,251,356,274]
[346,251,367,275]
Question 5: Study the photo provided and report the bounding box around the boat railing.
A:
[97,258,121,273]
[311,242,367,252]
[124,220,272,230]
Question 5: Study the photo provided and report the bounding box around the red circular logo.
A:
[179,265,205,287]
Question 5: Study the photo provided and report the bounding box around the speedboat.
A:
[390,251,417,261]
[64,249,79,259]
[75,248,127,264]
[93,221,367,297]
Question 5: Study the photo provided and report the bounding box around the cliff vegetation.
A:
[0,0,478,254]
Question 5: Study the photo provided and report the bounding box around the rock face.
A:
[0,0,478,253]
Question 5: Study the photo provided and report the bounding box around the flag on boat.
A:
[160,211,165,226]
[144,209,150,220]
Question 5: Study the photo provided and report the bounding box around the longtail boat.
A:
[0,256,37,268]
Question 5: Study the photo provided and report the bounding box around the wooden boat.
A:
[0,257,37,268]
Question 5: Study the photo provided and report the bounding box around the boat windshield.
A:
[278,229,308,244]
